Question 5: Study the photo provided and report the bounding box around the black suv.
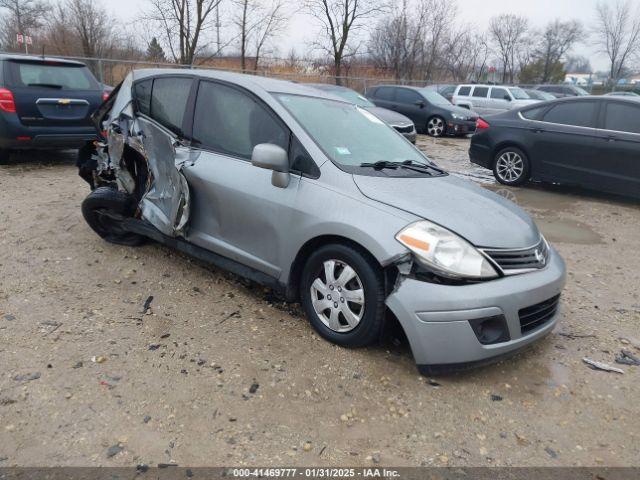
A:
[366,85,477,137]
[0,55,106,163]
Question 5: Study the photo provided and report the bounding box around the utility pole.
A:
[215,3,221,55]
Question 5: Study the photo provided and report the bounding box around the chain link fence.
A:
[1,51,453,94]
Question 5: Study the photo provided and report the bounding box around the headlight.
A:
[451,112,467,120]
[395,220,498,279]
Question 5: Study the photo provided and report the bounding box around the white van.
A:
[451,84,539,116]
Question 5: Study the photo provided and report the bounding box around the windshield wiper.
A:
[28,83,64,89]
[359,160,404,170]
[399,159,446,175]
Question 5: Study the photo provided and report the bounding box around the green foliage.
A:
[146,37,166,62]
[519,59,565,84]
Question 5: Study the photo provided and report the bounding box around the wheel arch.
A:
[285,234,399,302]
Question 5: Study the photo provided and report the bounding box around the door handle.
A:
[531,128,544,133]
[605,136,616,142]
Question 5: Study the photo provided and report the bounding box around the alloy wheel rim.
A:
[427,118,444,136]
[496,152,524,182]
[310,259,365,333]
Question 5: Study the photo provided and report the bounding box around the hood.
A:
[366,106,413,126]
[352,174,540,249]
[449,104,478,118]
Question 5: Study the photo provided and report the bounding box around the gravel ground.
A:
[1,137,639,468]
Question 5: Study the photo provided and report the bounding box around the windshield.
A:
[419,89,451,105]
[328,89,375,108]
[575,86,590,96]
[509,87,530,99]
[277,94,430,168]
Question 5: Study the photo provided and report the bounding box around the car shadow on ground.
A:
[1,149,77,168]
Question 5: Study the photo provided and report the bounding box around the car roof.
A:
[369,85,425,91]
[457,84,516,88]
[131,68,346,102]
[0,54,86,66]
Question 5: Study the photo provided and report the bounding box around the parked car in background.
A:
[424,84,456,102]
[0,54,107,164]
[451,84,539,116]
[78,69,566,374]
[366,85,478,137]
[535,84,590,98]
[469,97,640,199]
[308,83,416,143]
[524,88,556,101]
[604,91,640,97]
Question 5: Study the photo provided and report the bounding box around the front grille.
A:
[481,237,548,274]
[519,294,561,334]
[393,124,414,134]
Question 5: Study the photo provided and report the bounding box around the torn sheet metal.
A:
[97,71,192,237]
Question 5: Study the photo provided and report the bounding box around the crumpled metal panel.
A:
[137,117,192,237]
[101,71,192,237]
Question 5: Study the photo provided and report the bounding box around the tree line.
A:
[0,0,639,86]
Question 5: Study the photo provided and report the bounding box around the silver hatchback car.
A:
[79,69,566,374]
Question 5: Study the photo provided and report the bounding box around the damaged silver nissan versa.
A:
[78,69,566,374]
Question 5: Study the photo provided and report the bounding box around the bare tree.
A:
[593,0,640,85]
[368,0,456,82]
[305,0,386,84]
[489,14,529,83]
[62,0,117,58]
[565,54,593,74]
[441,30,490,82]
[252,0,286,71]
[534,20,582,82]
[144,0,223,64]
[0,0,48,51]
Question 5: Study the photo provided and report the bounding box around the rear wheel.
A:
[81,186,145,246]
[493,147,531,186]
[426,116,446,137]
[0,149,12,165]
[300,244,386,348]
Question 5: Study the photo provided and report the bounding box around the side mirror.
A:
[503,95,511,101]
[414,100,425,108]
[251,143,290,188]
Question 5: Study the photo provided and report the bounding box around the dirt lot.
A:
[1,136,639,468]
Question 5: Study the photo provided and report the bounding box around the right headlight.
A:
[396,220,498,279]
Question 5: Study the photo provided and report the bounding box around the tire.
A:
[426,116,446,137]
[81,186,145,246]
[300,243,386,348]
[0,149,12,165]
[493,146,531,186]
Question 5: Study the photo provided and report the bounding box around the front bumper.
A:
[448,119,476,136]
[469,141,492,168]
[386,247,566,371]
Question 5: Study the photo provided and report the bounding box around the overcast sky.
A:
[108,0,610,71]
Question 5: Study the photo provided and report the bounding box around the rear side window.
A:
[396,88,421,104]
[374,87,395,101]
[6,61,99,90]
[521,106,547,120]
[490,87,508,99]
[192,81,288,159]
[133,79,152,116]
[541,101,597,127]
[150,77,192,135]
[472,87,489,98]
[603,101,640,134]
[458,86,471,96]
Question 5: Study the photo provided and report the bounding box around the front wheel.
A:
[426,116,446,137]
[493,147,531,186]
[300,244,386,348]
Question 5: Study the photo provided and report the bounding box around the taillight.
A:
[102,91,110,101]
[0,88,16,113]
[476,118,490,130]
